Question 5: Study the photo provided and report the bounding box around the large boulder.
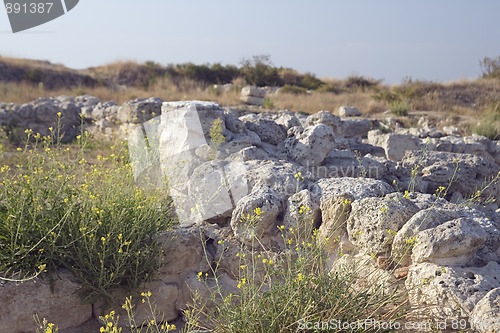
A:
[411,218,489,265]
[346,193,420,256]
[392,206,500,266]
[10,98,81,142]
[230,187,283,243]
[406,261,500,319]
[470,288,500,333]
[118,97,163,124]
[397,151,500,205]
[0,270,92,333]
[305,111,342,135]
[241,86,266,106]
[313,177,394,203]
[284,124,335,167]
[239,114,287,145]
[368,130,421,161]
[338,106,361,117]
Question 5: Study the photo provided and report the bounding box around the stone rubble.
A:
[1,98,500,332]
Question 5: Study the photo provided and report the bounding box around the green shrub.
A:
[391,101,410,116]
[316,82,341,94]
[344,75,381,92]
[209,118,225,160]
[299,73,324,90]
[240,55,283,87]
[23,68,43,83]
[279,84,308,95]
[0,126,174,303]
[262,98,274,109]
[473,101,500,140]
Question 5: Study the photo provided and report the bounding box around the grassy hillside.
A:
[1,55,500,121]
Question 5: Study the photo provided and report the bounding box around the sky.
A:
[1,0,500,84]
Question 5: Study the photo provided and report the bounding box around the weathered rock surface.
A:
[338,105,361,117]
[241,86,266,106]
[0,270,92,333]
[118,97,163,124]
[284,124,336,167]
[305,110,342,135]
[347,193,420,256]
[318,193,354,255]
[340,118,371,139]
[470,288,500,333]
[411,218,489,264]
[3,98,500,331]
[230,187,283,242]
[397,151,500,204]
[368,130,421,161]
[239,114,287,145]
[314,177,394,203]
[0,97,81,141]
[283,189,322,240]
[406,261,500,319]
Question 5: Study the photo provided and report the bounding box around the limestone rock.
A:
[243,160,309,197]
[284,124,335,167]
[157,227,212,286]
[338,106,361,117]
[318,193,354,255]
[411,218,488,265]
[230,187,283,243]
[398,151,500,205]
[406,261,500,319]
[314,177,394,203]
[305,111,342,135]
[241,86,266,106]
[273,110,302,130]
[0,270,91,333]
[339,119,371,138]
[8,98,81,142]
[118,97,163,124]
[319,150,388,179]
[368,131,421,161]
[239,114,287,145]
[91,101,119,122]
[347,193,419,256]
[223,112,246,134]
[470,288,500,333]
[283,189,322,241]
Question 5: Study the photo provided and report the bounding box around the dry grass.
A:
[2,56,500,123]
[0,55,69,72]
[268,90,381,115]
[0,78,242,105]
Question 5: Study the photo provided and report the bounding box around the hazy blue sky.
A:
[1,0,500,84]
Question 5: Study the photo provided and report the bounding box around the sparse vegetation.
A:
[473,100,500,140]
[0,124,175,304]
[390,101,410,116]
